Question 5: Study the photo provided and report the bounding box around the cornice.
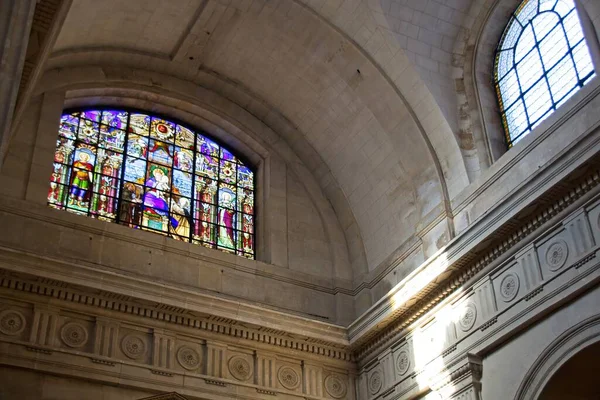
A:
[351,153,600,360]
[0,251,353,362]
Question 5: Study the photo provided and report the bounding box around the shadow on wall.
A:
[538,341,600,400]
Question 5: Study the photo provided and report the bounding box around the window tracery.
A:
[47,109,255,259]
[494,0,595,146]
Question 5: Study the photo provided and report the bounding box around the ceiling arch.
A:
[45,0,472,275]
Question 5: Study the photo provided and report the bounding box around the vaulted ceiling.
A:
[45,0,474,276]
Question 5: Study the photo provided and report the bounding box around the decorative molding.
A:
[151,369,174,377]
[479,317,498,332]
[228,356,252,381]
[0,309,26,336]
[277,366,300,390]
[25,346,52,354]
[395,350,410,376]
[60,322,88,348]
[499,273,520,302]
[176,346,201,371]
[545,240,569,271]
[353,165,600,360]
[204,379,226,387]
[525,287,544,301]
[368,369,383,395]
[121,334,147,360]
[256,389,277,396]
[90,358,116,366]
[458,303,477,332]
[324,374,348,399]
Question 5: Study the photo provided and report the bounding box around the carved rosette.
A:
[324,374,347,399]
[458,303,477,332]
[60,322,89,348]
[368,369,383,395]
[396,350,410,376]
[176,346,201,370]
[278,366,300,390]
[546,240,568,271]
[228,356,252,381]
[0,310,26,336]
[121,334,147,359]
[500,273,520,302]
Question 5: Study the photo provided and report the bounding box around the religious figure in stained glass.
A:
[494,0,596,146]
[47,109,255,259]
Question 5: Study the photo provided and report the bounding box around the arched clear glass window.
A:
[47,109,255,259]
[494,0,596,146]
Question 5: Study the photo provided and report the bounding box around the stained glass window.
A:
[48,109,255,259]
[494,0,595,147]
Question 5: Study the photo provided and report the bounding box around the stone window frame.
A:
[47,106,257,259]
[464,0,600,164]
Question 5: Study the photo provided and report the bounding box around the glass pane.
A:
[174,147,194,172]
[515,24,536,63]
[198,135,219,157]
[77,119,99,145]
[150,118,176,143]
[81,110,101,122]
[539,25,568,69]
[237,165,254,190]
[572,41,594,80]
[504,99,529,139]
[547,56,578,102]
[195,154,219,179]
[497,49,514,81]
[238,188,254,215]
[499,69,520,110]
[538,0,557,12]
[129,113,151,136]
[126,134,148,158]
[148,139,174,166]
[501,18,522,50]
[217,209,236,249]
[563,9,585,48]
[173,169,193,198]
[532,12,558,40]
[219,159,237,184]
[124,157,147,184]
[101,110,128,130]
[66,144,97,212]
[175,125,195,149]
[553,0,574,17]
[99,126,126,153]
[516,0,538,26]
[523,79,552,124]
[517,49,544,92]
[218,183,237,210]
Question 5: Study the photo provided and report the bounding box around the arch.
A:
[514,314,600,400]
[34,66,359,281]
[456,0,600,165]
[494,0,596,147]
[48,107,257,259]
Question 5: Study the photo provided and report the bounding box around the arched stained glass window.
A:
[494,0,596,146]
[47,109,255,259]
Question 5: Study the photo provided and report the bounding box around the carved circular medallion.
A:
[228,356,252,381]
[325,374,347,399]
[368,369,383,395]
[546,240,568,271]
[277,366,300,390]
[121,334,146,359]
[396,350,410,376]
[176,346,201,370]
[458,303,477,332]
[60,322,88,348]
[500,273,520,303]
[0,310,25,336]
